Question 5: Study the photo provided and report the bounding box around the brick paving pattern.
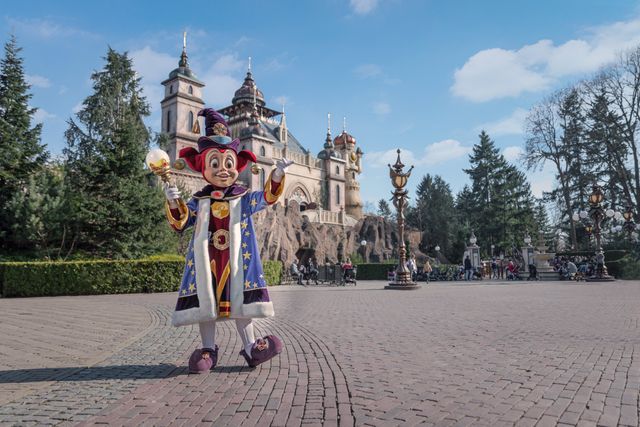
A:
[0,280,639,426]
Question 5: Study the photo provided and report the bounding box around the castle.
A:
[160,41,364,225]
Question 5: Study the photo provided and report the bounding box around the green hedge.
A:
[356,263,395,280]
[263,260,283,286]
[617,256,640,279]
[1,257,284,298]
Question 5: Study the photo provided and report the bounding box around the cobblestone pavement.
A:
[1,280,639,426]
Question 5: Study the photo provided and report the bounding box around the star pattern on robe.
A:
[187,259,194,268]
[243,251,251,260]
[241,220,248,229]
[188,283,196,292]
[242,242,247,249]
[250,199,257,207]
[244,280,251,289]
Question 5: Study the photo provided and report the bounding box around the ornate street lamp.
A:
[385,149,419,290]
[586,184,614,281]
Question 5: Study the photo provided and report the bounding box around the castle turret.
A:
[334,117,363,219]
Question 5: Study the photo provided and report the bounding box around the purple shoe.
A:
[240,335,283,368]
[188,346,218,374]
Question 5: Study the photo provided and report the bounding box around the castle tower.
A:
[161,32,205,192]
[333,117,364,219]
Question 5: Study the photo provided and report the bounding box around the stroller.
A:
[341,265,357,286]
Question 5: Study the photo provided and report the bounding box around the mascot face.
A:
[203,148,239,188]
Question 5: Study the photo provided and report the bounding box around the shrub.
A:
[356,263,395,280]
[618,256,640,280]
[1,258,184,297]
[262,260,283,285]
[1,256,287,297]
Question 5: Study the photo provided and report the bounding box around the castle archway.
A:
[287,184,312,212]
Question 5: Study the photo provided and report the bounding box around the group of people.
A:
[550,255,594,280]
[289,258,355,284]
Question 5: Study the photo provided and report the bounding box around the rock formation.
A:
[254,203,426,266]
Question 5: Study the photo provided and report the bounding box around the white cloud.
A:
[529,164,556,198]
[367,139,472,168]
[72,102,83,114]
[211,54,244,74]
[502,146,524,162]
[350,0,378,15]
[354,64,382,78]
[373,102,391,115]
[32,108,56,123]
[25,74,51,88]
[201,74,242,106]
[7,17,97,39]
[478,108,528,136]
[452,17,640,102]
[130,46,176,110]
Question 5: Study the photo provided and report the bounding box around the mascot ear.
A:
[179,147,202,172]
[237,150,257,173]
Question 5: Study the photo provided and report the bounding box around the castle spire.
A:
[324,112,333,149]
[179,31,189,68]
[279,103,288,144]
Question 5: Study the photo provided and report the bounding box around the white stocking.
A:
[235,318,256,355]
[198,320,216,349]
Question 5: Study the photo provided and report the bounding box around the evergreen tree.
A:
[464,131,536,255]
[0,35,48,248]
[407,174,456,259]
[63,48,175,258]
[377,199,392,220]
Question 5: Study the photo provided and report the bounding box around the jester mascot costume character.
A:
[163,108,292,373]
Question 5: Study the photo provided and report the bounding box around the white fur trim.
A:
[242,301,275,318]
[229,198,244,318]
[172,198,216,327]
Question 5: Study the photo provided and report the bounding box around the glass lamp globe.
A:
[579,211,588,219]
[360,240,367,246]
[572,212,579,221]
[145,148,170,172]
[614,211,623,220]
[435,245,440,251]
[605,209,615,218]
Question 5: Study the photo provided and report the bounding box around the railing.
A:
[273,148,317,168]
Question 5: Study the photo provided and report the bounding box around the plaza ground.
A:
[0,280,639,426]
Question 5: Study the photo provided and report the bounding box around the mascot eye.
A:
[210,158,219,169]
[225,158,235,169]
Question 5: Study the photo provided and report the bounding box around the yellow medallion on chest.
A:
[211,201,230,219]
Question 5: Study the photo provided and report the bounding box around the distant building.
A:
[160,42,364,223]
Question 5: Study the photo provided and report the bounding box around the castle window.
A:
[169,85,173,94]
[336,166,340,175]
[352,172,355,179]
[260,146,266,157]
[188,111,194,132]
[188,85,193,95]
[336,185,340,205]
[259,169,265,188]
[166,110,171,132]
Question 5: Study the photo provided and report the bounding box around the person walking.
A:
[423,259,433,284]
[464,256,473,281]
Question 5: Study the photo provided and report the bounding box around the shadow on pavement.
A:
[0,363,182,383]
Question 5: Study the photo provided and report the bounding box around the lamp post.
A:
[522,233,533,273]
[385,149,419,290]
[586,184,614,281]
[359,240,368,263]
[467,232,480,270]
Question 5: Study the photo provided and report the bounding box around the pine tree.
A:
[377,199,392,220]
[0,35,48,248]
[464,131,536,255]
[63,48,175,258]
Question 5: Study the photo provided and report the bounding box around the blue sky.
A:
[3,0,640,207]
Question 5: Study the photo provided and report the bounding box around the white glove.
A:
[273,157,294,179]
[164,185,181,201]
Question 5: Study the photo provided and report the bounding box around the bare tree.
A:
[597,47,640,212]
